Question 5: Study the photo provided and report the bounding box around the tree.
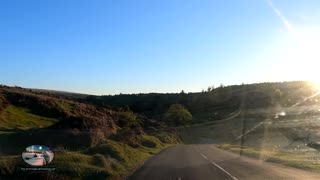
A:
[164,104,192,126]
[273,88,282,103]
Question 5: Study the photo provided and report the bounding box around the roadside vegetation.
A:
[51,137,176,179]
[1,81,320,178]
[164,104,192,126]
[218,144,320,173]
[0,85,180,179]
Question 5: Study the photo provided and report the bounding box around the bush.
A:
[164,104,192,126]
[141,139,157,148]
[115,111,140,128]
[153,132,180,144]
[85,144,124,161]
[111,127,137,144]
[91,154,110,168]
[138,135,162,148]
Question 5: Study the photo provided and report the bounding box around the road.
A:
[177,109,242,129]
[129,144,320,180]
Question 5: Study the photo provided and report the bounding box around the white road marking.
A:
[200,153,239,180]
[235,122,264,140]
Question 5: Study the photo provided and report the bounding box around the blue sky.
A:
[1,0,319,95]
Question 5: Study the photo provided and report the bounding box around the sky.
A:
[0,0,319,95]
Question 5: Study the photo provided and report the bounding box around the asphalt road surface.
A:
[129,144,320,180]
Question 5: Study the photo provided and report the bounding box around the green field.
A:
[0,105,58,130]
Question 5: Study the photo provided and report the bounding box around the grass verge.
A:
[0,135,178,179]
[217,144,320,173]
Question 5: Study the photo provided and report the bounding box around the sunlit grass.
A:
[0,105,58,130]
[218,144,320,172]
[0,135,177,179]
[50,138,174,178]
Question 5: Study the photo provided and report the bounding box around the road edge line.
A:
[200,153,239,180]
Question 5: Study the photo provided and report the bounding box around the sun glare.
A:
[308,80,320,92]
[276,27,320,82]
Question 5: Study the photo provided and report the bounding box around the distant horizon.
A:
[0,80,311,96]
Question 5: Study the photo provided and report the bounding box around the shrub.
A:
[153,132,180,144]
[141,139,157,148]
[115,111,140,128]
[164,104,192,126]
[85,144,124,161]
[138,135,162,148]
[91,154,110,168]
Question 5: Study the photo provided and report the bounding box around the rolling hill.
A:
[1,81,319,178]
[0,85,179,179]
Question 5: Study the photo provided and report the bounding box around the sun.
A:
[278,26,320,83]
[308,80,320,92]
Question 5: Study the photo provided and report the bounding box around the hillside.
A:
[175,82,320,173]
[1,81,319,178]
[0,85,180,179]
[51,81,317,123]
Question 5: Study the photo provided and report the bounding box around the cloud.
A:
[266,0,295,34]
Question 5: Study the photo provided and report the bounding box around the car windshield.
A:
[1,0,320,179]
